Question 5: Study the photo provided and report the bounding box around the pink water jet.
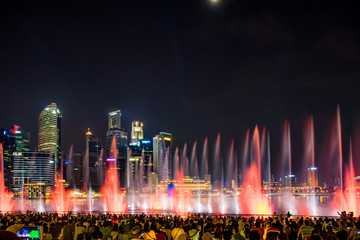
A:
[241,129,250,177]
[240,126,272,215]
[337,105,343,192]
[50,160,72,214]
[304,116,315,169]
[101,136,127,213]
[281,120,292,189]
[333,141,359,216]
[182,143,189,177]
[0,143,15,212]
[190,141,199,177]
[201,138,209,178]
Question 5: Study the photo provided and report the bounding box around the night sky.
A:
[1,1,360,183]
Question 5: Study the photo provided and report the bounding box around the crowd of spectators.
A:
[0,211,359,240]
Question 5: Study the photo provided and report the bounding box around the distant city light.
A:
[106,158,116,162]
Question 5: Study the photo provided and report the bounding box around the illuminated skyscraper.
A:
[85,128,103,188]
[153,132,172,181]
[131,121,144,143]
[1,125,30,189]
[106,110,128,187]
[38,103,62,175]
[128,139,153,188]
[12,152,55,198]
[307,167,319,189]
[108,110,121,131]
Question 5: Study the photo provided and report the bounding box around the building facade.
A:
[38,103,62,176]
[106,110,128,188]
[1,125,30,189]
[12,152,55,198]
[85,128,103,189]
[307,167,319,188]
[131,121,144,143]
[72,152,83,188]
[153,132,172,181]
[128,139,153,189]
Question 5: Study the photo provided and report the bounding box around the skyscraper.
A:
[1,125,30,189]
[153,132,172,181]
[12,151,55,198]
[106,110,128,187]
[108,110,121,131]
[72,152,83,188]
[131,121,144,143]
[85,128,103,188]
[128,139,153,188]
[307,167,319,189]
[38,103,62,175]
[106,110,127,155]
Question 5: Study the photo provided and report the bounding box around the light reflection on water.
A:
[12,194,347,217]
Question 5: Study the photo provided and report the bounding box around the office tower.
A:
[85,128,103,188]
[131,121,144,143]
[284,174,297,187]
[1,125,30,189]
[106,110,128,187]
[128,139,153,187]
[12,152,55,199]
[153,132,172,181]
[38,103,62,176]
[129,140,152,165]
[307,167,319,189]
[72,152,83,188]
[108,110,121,131]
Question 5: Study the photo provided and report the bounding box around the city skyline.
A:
[1,1,360,184]
[1,102,358,186]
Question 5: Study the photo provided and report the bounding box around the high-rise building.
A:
[85,128,103,189]
[106,110,128,188]
[108,110,121,131]
[284,174,297,187]
[12,152,55,198]
[131,121,144,143]
[129,140,152,165]
[307,167,319,189]
[72,152,83,188]
[1,125,30,189]
[153,132,172,181]
[38,103,62,176]
[128,139,153,188]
